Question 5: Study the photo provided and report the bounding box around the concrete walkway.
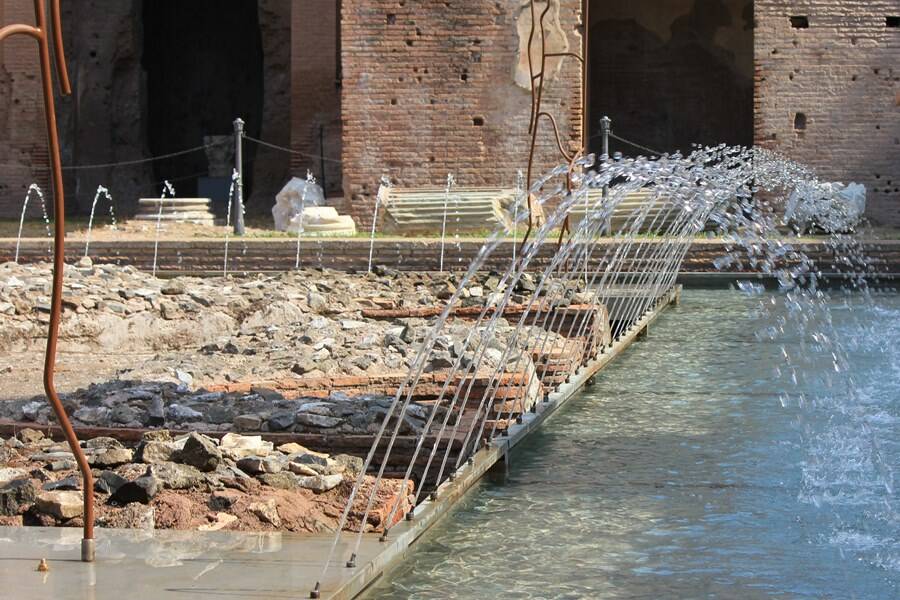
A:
[0,526,382,599]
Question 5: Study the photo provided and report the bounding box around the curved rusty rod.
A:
[1,0,94,562]
[521,0,587,251]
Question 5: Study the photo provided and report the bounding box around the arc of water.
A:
[151,181,175,276]
[439,173,454,273]
[386,161,653,527]
[223,169,240,277]
[513,169,525,263]
[477,178,659,450]
[369,161,609,539]
[83,185,114,259]
[315,234,505,583]
[315,146,871,594]
[369,176,390,273]
[457,167,671,452]
[338,162,579,557]
[14,184,50,263]
[397,184,617,521]
[295,170,315,270]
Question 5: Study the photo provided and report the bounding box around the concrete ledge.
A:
[2,238,897,277]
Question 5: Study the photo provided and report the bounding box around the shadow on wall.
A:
[589,0,753,156]
[142,0,264,213]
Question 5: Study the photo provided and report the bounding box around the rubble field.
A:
[0,260,603,533]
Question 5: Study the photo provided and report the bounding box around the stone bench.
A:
[566,188,683,234]
[380,186,520,235]
[133,198,216,226]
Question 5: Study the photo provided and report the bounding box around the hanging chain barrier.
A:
[609,132,666,157]
[242,134,344,164]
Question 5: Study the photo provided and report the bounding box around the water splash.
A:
[439,173,455,273]
[369,175,390,273]
[302,144,888,589]
[151,181,176,276]
[83,185,116,259]
[294,170,315,270]
[14,184,51,263]
[222,169,241,277]
[512,169,524,263]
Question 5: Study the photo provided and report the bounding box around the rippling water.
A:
[368,289,900,599]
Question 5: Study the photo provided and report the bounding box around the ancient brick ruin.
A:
[0,0,898,223]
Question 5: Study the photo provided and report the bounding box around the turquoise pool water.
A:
[369,289,900,599]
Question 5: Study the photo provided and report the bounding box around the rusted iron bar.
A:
[0,0,95,561]
[521,0,589,251]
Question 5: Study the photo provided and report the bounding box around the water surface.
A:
[369,289,900,599]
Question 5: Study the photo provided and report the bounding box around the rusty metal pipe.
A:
[0,23,41,41]
[2,0,94,561]
[521,0,589,253]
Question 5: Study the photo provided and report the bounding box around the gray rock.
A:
[111,405,142,424]
[161,282,185,295]
[0,479,37,516]
[428,352,454,369]
[73,406,110,424]
[249,499,281,527]
[207,405,235,424]
[136,440,178,464]
[110,476,159,504]
[179,433,221,472]
[291,359,317,375]
[88,447,134,468]
[332,454,365,475]
[142,429,173,442]
[296,474,343,493]
[219,433,273,458]
[237,456,283,475]
[352,355,375,370]
[43,477,81,492]
[295,413,343,429]
[167,404,203,423]
[148,396,165,426]
[307,291,327,313]
[267,410,295,432]
[258,472,298,490]
[288,462,319,476]
[47,460,76,472]
[35,490,84,519]
[0,467,27,487]
[16,428,44,444]
[515,275,536,293]
[94,471,128,495]
[233,414,263,432]
[145,462,203,490]
[209,489,243,510]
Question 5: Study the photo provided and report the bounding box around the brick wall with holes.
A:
[290,0,344,198]
[0,0,51,219]
[339,0,584,226]
[755,1,900,225]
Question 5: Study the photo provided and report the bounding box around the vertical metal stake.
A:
[600,115,612,233]
[233,117,246,236]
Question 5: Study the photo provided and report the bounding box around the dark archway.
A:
[142,0,263,206]
[587,0,753,157]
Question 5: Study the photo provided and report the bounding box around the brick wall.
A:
[0,0,50,218]
[755,1,900,225]
[291,0,343,197]
[339,0,584,225]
